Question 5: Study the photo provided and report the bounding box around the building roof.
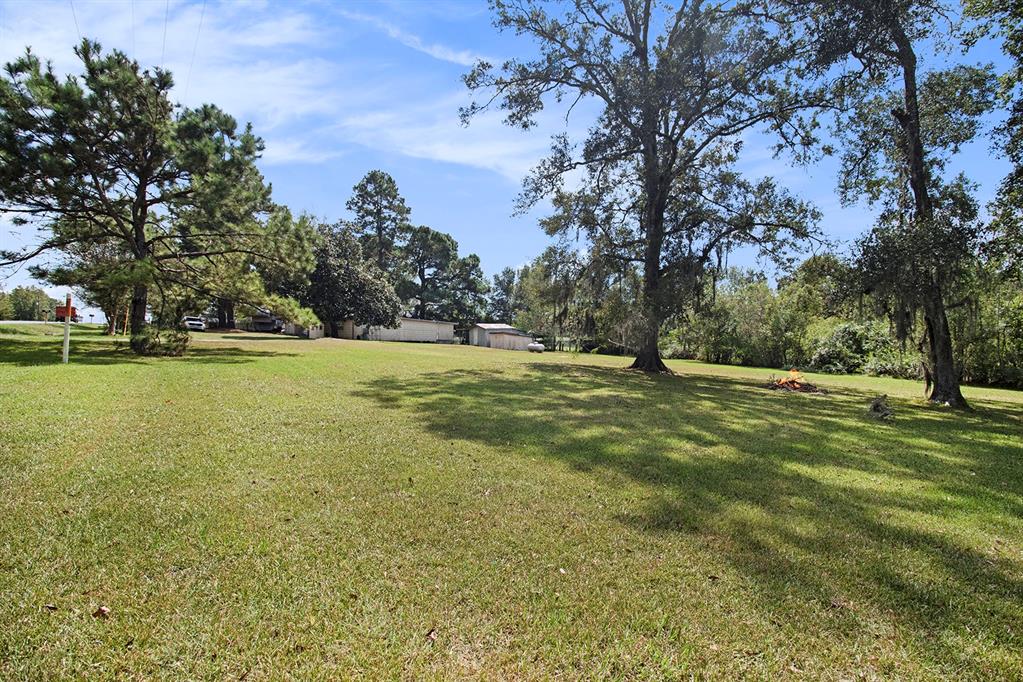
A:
[473,323,530,337]
[399,316,455,326]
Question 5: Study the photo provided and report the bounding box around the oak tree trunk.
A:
[922,289,967,407]
[891,22,968,408]
[630,323,669,372]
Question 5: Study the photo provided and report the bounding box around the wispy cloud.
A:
[336,9,485,66]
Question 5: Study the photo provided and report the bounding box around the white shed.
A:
[346,317,456,343]
[488,331,533,351]
[283,322,325,339]
[469,323,532,350]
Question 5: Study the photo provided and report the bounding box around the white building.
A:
[469,323,532,351]
[283,322,326,339]
[343,317,456,343]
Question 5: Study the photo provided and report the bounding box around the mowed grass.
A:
[1,324,1021,679]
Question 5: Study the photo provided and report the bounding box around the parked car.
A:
[181,316,206,332]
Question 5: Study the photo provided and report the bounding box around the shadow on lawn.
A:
[0,336,296,366]
[355,362,1023,672]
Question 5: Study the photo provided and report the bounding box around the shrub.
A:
[806,321,893,374]
[862,348,923,379]
[131,325,190,356]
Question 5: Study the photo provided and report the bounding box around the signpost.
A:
[62,293,71,364]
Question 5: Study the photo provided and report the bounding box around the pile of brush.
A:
[765,369,826,394]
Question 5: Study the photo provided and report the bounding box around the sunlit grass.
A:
[1,325,1021,678]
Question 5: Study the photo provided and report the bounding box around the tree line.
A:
[486,249,1023,389]
[0,41,487,351]
[0,285,60,321]
[462,0,1023,408]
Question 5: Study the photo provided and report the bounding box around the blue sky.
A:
[0,0,1012,322]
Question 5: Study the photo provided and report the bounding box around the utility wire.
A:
[130,0,135,60]
[69,0,82,41]
[183,0,206,101]
[160,0,169,68]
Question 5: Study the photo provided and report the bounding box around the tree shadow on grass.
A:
[354,362,1023,674]
[0,337,297,367]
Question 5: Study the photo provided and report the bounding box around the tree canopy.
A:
[0,40,313,352]
[464,0,821,371]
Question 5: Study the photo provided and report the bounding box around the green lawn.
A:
[2,324,1021,679]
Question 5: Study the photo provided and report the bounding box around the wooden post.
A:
[62,293,71,364]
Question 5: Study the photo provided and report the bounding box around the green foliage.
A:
[431,253,489,328]
[465,0,822,369]
[6,286,59,320]
[345,170,411,272]
[806,320,899,374]
[130,325,190,356]
[487,267,518,323]
[305,223,400,332]
[0,285,11,319]
[0,40,310,352]
[965,0,1023,280]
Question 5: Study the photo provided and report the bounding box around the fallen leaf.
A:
[425,627,438,643]
[707,574,720,581]
[92,605,111,619]
[43,603,57,611]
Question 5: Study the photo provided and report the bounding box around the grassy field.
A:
[2,324,1022,679]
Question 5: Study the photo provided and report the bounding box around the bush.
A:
[806,321,892,374]
[862,348,923,379]
[130,325,190,356]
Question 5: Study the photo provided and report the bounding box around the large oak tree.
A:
[792,0,995,407]
[463,0,821,371]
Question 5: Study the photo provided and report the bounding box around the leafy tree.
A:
[488,266,519,323]
[0,40,303,353]
[33,237,134,333]
[397,226,458,319]
[346,170,412,272]
[464,0,820,371]
[305,223,400,337]
[204,207,318,329]
[433,253,490,328]
[0,284,12,319]
[7,285,58,320]
[791,0,997,406]
[965,0,1023,279]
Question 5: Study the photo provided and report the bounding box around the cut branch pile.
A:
[765,369,826,394]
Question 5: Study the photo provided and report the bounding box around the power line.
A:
[183,0,207,101]
[68,0,81,41]
[130,0,135,60]
[160,0,169,68]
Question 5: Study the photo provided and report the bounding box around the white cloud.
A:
[0,0,567,181]
[260,136,344,166]
[0,0,336,133]
[336,9,486,66]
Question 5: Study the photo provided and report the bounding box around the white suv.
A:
[181,316,206,332]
